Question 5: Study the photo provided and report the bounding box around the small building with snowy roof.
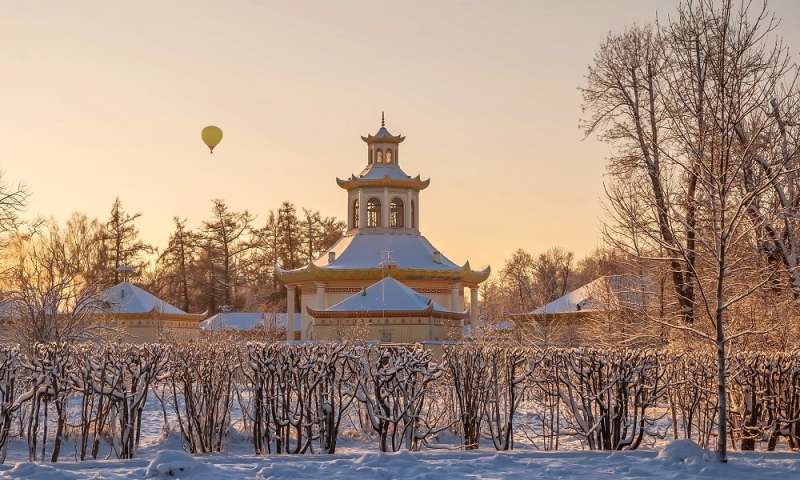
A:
[276,115,490,341]
[307,276,467,342]
[507,275,651,345]
[199,312,301,340]
[98,281,205,343]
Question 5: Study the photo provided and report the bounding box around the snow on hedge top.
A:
[657,439,711,464]
[100,282,187,315]
[199,312,301,331]
[146,449,206,477]
[324,277,455,313]
[311,233,461,270]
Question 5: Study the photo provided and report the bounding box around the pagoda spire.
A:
[381,111,385,127]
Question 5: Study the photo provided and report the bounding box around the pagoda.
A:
[276,115,490,341]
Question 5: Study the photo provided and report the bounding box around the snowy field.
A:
[0,397,797,480]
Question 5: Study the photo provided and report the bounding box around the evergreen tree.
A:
[98,198,154,285]
[199,199,254,310]
[156,217,199,313]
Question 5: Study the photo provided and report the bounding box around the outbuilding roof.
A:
[101,282,188,315]
[307,276,468,319]
[199,312,301,331]
[528,275,650,315]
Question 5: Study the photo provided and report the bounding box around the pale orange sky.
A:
[2,1,800,274]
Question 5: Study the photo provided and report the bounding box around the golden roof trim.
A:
[336,174,430,191]
[276,262,490,284]
[306,304,468,320]
[360,134,405,144]
[108,308,205,321]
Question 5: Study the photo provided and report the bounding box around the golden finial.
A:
[381,111,385,128]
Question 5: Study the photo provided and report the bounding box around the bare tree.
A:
[500,249,536,313]
[583,0,800,461]
[534,247,574,303]
[0,169,28,246]
[2,220,118,350]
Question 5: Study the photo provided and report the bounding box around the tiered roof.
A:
[276,233,490,283]
[276,118,490,285]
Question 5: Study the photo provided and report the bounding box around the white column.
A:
[470,287,479,326]
[451,283,461,311]
[415,193,420,231]
[382,187,390,227]
[286,285,295,341]
[359,189,366,229]
[405,189,411,230]
[316,282,325,310]
[348,193,353,230]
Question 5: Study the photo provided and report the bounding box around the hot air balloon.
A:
[201,126,223,154]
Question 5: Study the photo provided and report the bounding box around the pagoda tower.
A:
[276,116,490,341]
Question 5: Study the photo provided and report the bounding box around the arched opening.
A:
[376,150,383,163]
[367,198,381,227]
[390,198,404,227]
[353,199,360,228]
[411,200,415,229]
[386,149,393,164]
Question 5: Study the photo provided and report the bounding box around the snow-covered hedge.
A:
[0,342,798,463]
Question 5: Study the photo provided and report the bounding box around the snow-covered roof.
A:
[100,282,188,315]
[0,300,13,319]
[199,312,301,331]
[328,277,439,312]
[313,233,461,270]
[357,165,413,180]
[310,277,466,319]
[530,275,650,315]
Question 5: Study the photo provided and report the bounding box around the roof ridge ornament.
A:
[381,111,385,127]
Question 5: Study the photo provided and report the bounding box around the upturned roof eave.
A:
[276,263,490,284]
[360,134,405,144]
[336,174,430,191]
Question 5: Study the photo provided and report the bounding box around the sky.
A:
[2,1,800,275]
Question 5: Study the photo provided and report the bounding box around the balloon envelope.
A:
[201,126,223,153]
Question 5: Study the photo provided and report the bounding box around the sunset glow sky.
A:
[3,1,800,274]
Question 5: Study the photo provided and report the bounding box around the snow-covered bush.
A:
[167,341,237,453]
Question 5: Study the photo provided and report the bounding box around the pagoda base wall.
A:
[312,315,462,343]
[120,318,200,344]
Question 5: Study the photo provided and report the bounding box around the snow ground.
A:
[0,415,798,480]
[0,391,797,479]
[1,441,799,479]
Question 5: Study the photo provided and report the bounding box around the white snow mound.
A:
[657,439,711,463]
[146,449,200,476]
